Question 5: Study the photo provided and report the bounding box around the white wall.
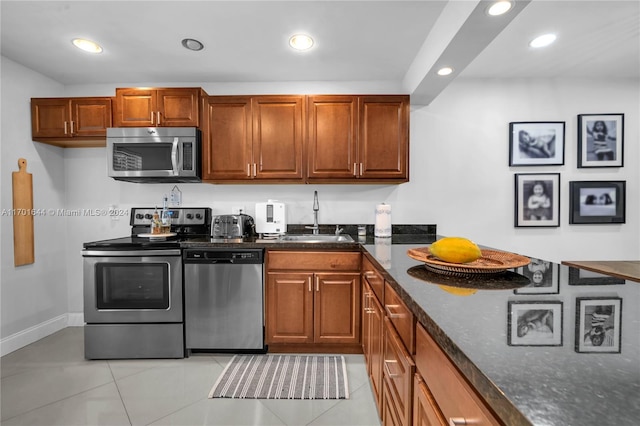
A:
[2,56,638,354]
[1,58,70,354]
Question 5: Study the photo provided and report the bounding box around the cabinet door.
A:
[415,324,501,426]
[31,98,71,138]
[71,98,112,137]
[266,272,314,344]
[383,317,415,426]
[358,96,409,180]
[366,282,384,417]
[307,95,357,180]
[252,96,304,180]
[413,374,447,426]
[314,273,360,344]
[114,88,155,127]
[202,97,253,180]
[156,88,200,127]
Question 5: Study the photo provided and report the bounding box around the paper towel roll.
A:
[374,203,391,237]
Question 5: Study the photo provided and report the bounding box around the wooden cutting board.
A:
[12,158,35,266]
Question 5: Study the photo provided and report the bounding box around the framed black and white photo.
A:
[568,267,625,286]
[569,181,625,224]
[508,301,563,346]
[515,260,560,294]
[575,297,622,353]
[515,173,560,227]
[578,113,624,168]
[509,121,565,166]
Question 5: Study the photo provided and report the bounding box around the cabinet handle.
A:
[367,296,375,314]
[253,163,257,177]
[64,121,68,135]
[150,111,154,125]
[315,277,319,292]
[360,162,363,176]
[448,418,467,426]
[308,277,312,292]
[353,163,357,176]
[385,304,403,319]
[383,359,399,378]
[156,111,161,125]
[247,164,251,177]
[70,121,75,134]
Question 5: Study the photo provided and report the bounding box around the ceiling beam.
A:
[405,0,532,105]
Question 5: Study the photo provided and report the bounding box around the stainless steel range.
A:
[82,207,211,359]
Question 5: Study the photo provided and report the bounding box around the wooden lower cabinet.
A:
[265,251,360,347]
[413,374,447,426]
[382,317,415,426]
[266,272,313,343]
[362,279,384,416]
[415,323,502,426]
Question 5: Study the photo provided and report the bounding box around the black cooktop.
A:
[83,235,194,250]
[83,207,212,250]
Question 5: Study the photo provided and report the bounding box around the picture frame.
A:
[515,260,560,294]
[578,113,624,168]
[575,297,622,353]
[569,181,625,224]
[514,173,560,227]
[568,267,625,286]
[508,301,563,346]
[509,121,565,166]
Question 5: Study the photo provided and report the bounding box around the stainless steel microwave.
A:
[107,127,201,183]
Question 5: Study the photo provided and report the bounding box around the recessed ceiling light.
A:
[289,34,314,51]
[72,38,102,54]
[529,33,557,48]
[487,1,513,16]
[182,38,204,51]
[437,67,454,76]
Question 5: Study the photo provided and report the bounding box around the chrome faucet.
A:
[305,191,320,234]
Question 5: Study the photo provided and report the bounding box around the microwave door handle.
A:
[171,139,179,174]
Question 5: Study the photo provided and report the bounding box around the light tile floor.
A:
[1,328,381,426]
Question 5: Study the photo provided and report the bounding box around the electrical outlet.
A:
[232,206,245,215]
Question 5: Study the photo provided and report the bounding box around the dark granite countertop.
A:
[179,228,639,425]
[363,242,640,426]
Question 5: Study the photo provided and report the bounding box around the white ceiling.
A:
[1,0,638,104]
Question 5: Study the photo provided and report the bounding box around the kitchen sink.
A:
[279,234,355,243]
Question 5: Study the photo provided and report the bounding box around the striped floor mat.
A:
[208,354,349,400]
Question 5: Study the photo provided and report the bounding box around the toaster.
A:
[211,214,255,239]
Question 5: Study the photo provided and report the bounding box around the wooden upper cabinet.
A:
[252,96,304,180]
[202,96,253,180]
[307,95,358,179]
[202,95,304,182]
[113,88,201,127]
[306,95,409,183]
[31,97,112,147]
[359,95,409,181]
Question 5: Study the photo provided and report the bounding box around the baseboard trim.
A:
[0,314,74,356]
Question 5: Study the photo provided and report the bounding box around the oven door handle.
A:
[82,249,182,257]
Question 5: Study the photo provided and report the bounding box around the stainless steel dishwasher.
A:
[183,248,265,353]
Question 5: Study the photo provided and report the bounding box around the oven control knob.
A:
[135,213,144,219]
[186,213,193,219]
[144,214,153,220]
[195,213,202,219]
